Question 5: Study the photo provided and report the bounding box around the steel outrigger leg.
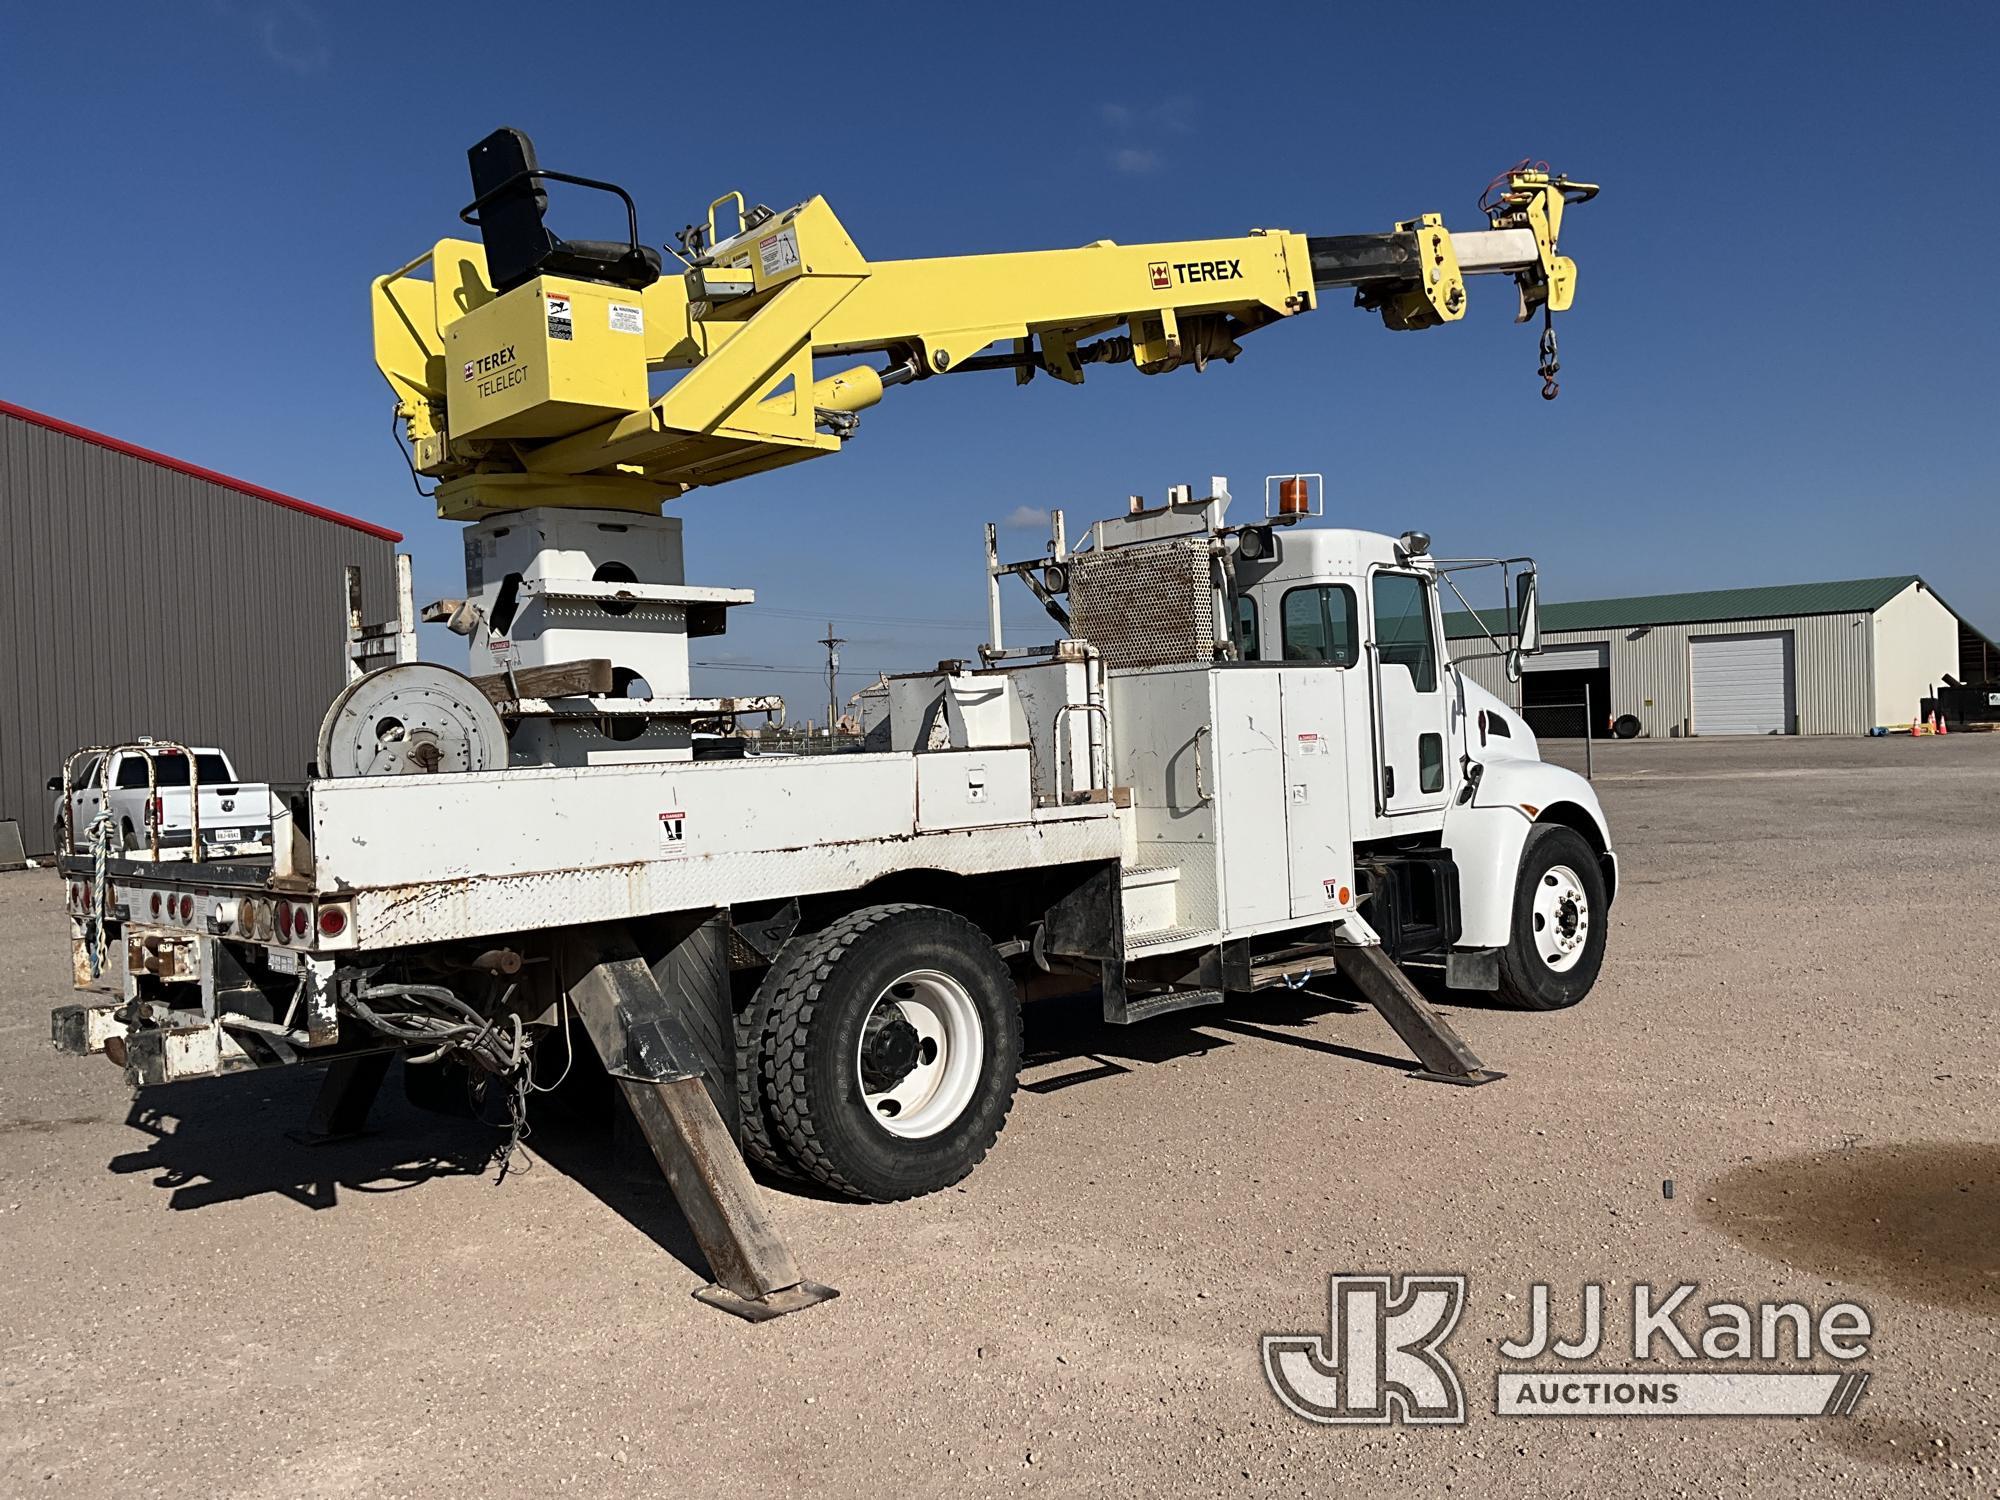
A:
[288,1051,396,1144]
[561,927,837,1321]
[1334,932,1504,1087]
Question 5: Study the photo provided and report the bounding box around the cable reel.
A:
[317,664,510,777]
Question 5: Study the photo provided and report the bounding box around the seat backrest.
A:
[468,127,556,294]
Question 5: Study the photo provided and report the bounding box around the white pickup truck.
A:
[52,743,276,860]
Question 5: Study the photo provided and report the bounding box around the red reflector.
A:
[317,907,346,937]
[179,894,194,923]
[150,893,162,917]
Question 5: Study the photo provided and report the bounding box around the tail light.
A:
[276,900,292,939]
[149,795,163,826]
[179,894,194,923]
[318,907,346,938]
[150,893,162,917]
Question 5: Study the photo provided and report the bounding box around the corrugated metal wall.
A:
[1452,612,1878,737]
[1,410,395,853]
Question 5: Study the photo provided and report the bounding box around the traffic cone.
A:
[1911,717,1921,736]
[1938,711,1948,735]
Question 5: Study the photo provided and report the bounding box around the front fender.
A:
[1442,759,1617,949]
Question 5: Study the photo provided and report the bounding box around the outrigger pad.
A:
[694,1279,841,1323]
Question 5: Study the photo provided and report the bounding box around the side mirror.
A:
[1515,569,1542,654]
[47,775,62,791]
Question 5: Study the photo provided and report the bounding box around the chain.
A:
[1538,306,1561,400]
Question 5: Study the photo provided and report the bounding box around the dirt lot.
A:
[3,735,1996,1498]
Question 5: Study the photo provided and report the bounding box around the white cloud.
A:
[1095,97,1195,175]
[1003,504,1051,530]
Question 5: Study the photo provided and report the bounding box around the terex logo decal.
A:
[1151,258,1244,289]
[463,345,518,380]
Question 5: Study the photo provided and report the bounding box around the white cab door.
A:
[1370,570,1451,815]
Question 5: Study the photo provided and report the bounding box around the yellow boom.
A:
[373,129,1596,519]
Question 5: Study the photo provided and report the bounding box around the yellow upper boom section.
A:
[373,140,1594,520]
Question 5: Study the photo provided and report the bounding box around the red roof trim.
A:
[0,398,404,543]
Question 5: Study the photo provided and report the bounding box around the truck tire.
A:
[734,955,806,1182]
[762,903,1021,1202]
[1497,825,1606,1011]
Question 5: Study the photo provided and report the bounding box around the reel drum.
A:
[317,664,511,777]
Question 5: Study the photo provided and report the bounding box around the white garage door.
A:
[1690,633,1793,735]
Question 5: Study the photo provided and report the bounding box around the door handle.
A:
[1193,724,1212,803]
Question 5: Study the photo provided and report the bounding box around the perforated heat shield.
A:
[1066,537,1221,670]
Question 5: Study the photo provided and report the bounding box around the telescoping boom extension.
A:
[373,130,1596,520]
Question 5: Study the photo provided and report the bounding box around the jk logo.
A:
[1263,1274,1468,1425]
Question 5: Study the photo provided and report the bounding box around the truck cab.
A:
[1230,513,1616,999]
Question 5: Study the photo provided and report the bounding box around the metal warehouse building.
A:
[1,400,400,855]
[1447,576,1991,738]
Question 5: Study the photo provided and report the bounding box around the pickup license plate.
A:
[209,828,243,843]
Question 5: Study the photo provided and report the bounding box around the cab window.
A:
[1280,585,1359,665]
[1371,572,1438,692]
[1235,595,1261,660]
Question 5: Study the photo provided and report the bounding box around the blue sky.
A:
[5,2,1995,705]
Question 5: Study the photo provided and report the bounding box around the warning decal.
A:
[757,226,801,279]
[608,303,644,335]
[546,291,573,342]
[659,809,687,855]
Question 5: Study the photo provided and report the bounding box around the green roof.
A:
[1443,575,1921,640]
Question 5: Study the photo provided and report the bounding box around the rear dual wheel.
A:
[739,904,1022,1202]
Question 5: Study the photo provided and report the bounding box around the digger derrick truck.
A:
[52,129,1610,1319]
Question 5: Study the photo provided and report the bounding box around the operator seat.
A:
[467,127,663,295]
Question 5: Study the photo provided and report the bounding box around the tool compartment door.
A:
[1210,669,1289,933]
[1281,669,1353,919]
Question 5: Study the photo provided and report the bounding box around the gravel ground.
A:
[2,734,1996,1498]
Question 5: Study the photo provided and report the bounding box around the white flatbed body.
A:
[309,748,1121,949]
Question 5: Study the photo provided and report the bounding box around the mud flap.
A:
[560,924,837,1321]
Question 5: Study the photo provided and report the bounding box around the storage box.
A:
[445,275,649,441]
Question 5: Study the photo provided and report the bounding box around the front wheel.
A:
[1496,825,1607,1011]
[761,904,1022,1202]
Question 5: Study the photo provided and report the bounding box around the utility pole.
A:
[817,621,845,736]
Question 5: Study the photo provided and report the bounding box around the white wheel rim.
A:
[1531,863,1591,973]
[855,968,984,1139]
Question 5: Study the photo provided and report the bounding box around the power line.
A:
[746,604,991,630]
